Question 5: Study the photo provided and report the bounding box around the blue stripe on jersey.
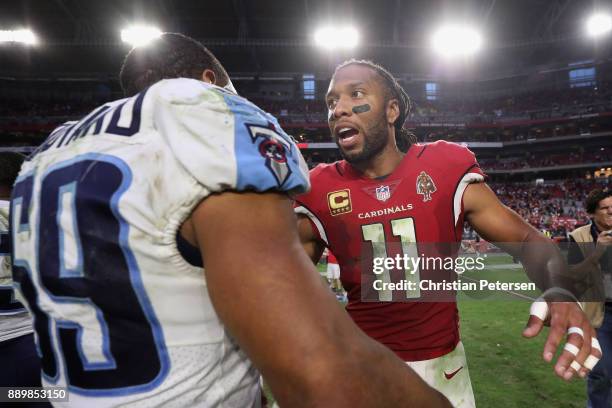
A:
[222,94,309,194]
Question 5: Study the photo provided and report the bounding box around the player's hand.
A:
[595,230,612,254]
[523,301,601,381]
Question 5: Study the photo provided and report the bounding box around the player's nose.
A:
[330,96,353,120]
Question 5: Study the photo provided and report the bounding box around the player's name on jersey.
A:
[358,203,414,219]
[31,92,145,159]
[372,279,536,292]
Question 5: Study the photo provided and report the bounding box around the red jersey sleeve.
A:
[431,141,486,229]
[293,164,330,245]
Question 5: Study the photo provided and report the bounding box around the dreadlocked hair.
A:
[333,59,417,152]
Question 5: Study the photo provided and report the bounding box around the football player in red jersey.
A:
[295,59,600,407]
[325,249,343,294]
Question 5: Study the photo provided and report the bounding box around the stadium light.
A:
[121,25,162,47]
[586,13,612,38]
[0,29,37,45]
[314,26,359,50]
[431,24,482,58]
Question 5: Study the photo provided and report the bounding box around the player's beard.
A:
[337,114,389,165]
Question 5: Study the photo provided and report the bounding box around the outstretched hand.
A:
[523,301,601,380]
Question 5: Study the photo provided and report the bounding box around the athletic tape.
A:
[529,301,549,321]
[567,327,584,337]
[584,355,600,371]
[563,343,580,356]
[592,337,602,352]
[581,338,603,371]
[570,360,582,372]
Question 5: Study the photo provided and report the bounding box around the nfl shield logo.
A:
[375,185,391,202]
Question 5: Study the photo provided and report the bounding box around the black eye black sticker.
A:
[352,104,371,114]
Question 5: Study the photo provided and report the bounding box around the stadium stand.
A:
[3,1,612,406]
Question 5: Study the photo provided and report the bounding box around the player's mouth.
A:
[335,125,361,149]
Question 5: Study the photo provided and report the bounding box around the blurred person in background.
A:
[568,189,612,408]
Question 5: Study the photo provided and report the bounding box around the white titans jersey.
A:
[10,78,309,407]
[0,200,33,341]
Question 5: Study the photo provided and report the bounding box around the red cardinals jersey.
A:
[295,141,485,361]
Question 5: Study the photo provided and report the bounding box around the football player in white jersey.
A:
[9,33,450,407]
[0,152,44,392]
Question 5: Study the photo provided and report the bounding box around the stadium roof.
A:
[1,0,611,80]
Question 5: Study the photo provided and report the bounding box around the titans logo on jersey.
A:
[246,123,293,187]
[10,78,309,407]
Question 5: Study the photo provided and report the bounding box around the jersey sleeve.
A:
[153,78,310,196]
[438,142,486,227]
[294,202,327,245]
[293,165,329,245]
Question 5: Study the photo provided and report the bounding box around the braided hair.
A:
[333,59,417,152]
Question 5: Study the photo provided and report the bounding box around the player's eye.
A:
[352,90,365,98]
[327,98,338,110]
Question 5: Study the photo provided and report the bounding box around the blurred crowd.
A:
[411,84,612,124]
[466,178,612,240]
[479,149,610,171]
[2,83,612,130]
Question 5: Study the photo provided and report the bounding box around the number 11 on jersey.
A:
[361,217,420,301]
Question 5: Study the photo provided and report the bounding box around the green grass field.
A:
[460,301,586,407]
[460,253,586,407]
[266,254,588,407]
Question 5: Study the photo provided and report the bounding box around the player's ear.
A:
[386,99,400,127]
[201,69,217,86]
